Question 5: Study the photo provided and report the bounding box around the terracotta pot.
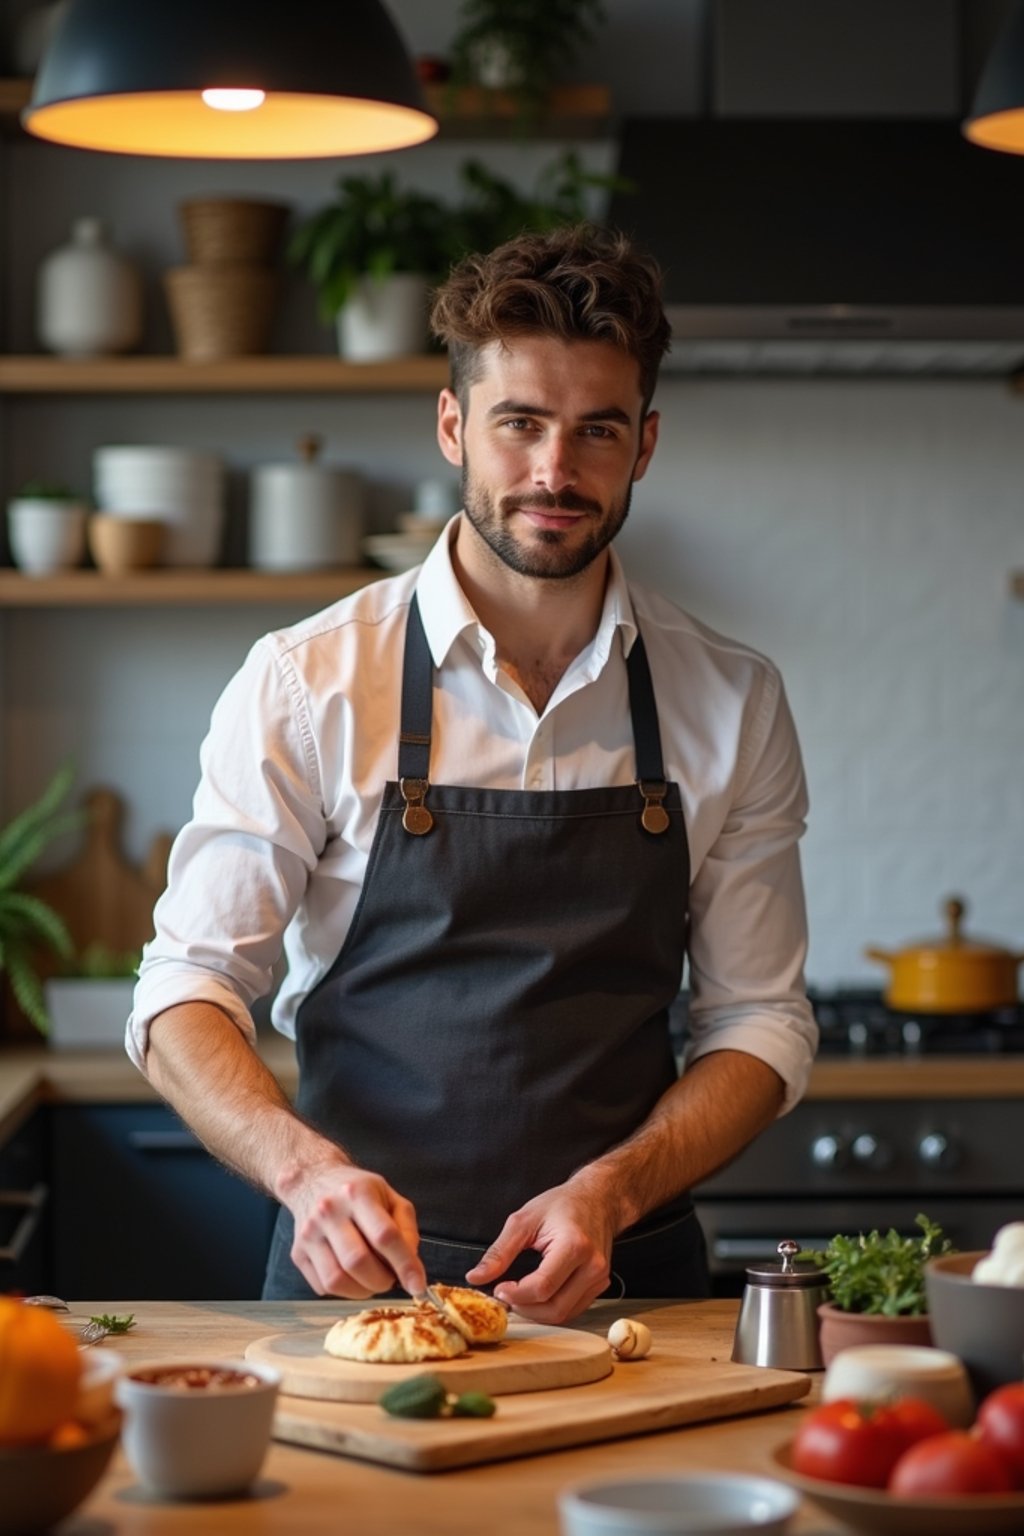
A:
[817,1302,932,1367]
[865,895,1022,1014]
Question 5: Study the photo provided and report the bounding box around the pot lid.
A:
[891,896,1017,961]
[745,1239,827,1287]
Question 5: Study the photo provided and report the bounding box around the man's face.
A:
[437,335,659,581]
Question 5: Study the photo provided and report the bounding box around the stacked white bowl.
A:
[93,446,226,567]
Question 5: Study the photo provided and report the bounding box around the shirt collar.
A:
[414,513,640,667]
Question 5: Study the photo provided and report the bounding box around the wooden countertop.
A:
[54,1298,843,1536]
[3,1037,1024,1142]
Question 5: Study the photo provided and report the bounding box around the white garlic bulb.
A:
[607,1317,652,1359]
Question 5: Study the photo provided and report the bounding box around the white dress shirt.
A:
[130,517,817,1110]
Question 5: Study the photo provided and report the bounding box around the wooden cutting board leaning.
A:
[246,1317,811,1473]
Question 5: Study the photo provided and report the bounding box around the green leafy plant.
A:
[451,150,632,254]
[449,0,607,117]
[287,171,452,321]
[59,941,142,980]
[14,480,81,500]
[88,1312,135,1334]
[808,1213,955,1318]
[0,763,82,1034]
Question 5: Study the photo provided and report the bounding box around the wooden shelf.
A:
[0,567,387,607]
[0,354,449,394]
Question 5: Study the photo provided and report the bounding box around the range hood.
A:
[607,117,1024,376]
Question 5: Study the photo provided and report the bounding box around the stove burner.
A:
[809,988,1024,1057]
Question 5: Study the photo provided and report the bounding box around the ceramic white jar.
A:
[336,273,429,362]
[7,497,88,575]
[249,436,365,570]
[36,217,143,357]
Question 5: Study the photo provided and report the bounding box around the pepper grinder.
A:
[731,1239,828,1371]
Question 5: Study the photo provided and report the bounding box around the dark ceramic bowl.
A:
[0,1413,119,1536]
[926,1250,1024,1399]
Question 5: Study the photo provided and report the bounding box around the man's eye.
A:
[581,424,615,439]
[502,418,533,431]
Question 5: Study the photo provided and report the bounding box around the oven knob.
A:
[918,1132,960,1170]
[850,1133,892,1170]
[811,1134,848,1169]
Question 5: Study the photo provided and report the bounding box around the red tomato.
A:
[885,1395,950,1452]
[791,1398,908,1488]
[889,1430,1015,1496]
[976,1383,1024,1489]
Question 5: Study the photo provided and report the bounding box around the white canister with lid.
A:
[249,435,365,571]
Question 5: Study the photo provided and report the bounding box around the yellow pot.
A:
[865,896,1023,1013]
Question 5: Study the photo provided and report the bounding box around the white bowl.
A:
[116,1358,279,1498]
[822,1343,974,1426]
[362,532,435,573]
[558,1473,800,1536]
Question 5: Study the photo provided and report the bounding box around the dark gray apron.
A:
[264,594,708,1300]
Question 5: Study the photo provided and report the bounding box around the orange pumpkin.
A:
[0,1297,82,1445]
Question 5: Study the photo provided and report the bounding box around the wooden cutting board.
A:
[257,1327,811,1473]
[245,1320,613,1401]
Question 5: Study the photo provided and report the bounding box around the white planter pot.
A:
[7,498,88,574]
[336,274,429,362]
[45,977,136,1050]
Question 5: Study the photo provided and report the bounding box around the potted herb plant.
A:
[0,764,80,1035]
[808,1213,956,1365]
[451,150,631,253]
[45,940,142,1051]
[448,0,607,117]
[287,172,452,361]
[6,479,89,576]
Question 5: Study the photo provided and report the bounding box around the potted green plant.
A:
[451,150,631,253]
[808,1213,956,1365]
[448,0,607,117]
[0,763,80,1035]
[6,478,89,576]
[45,941,142,1051]
[288,172,452,361]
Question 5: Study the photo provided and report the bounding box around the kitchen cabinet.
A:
[0,1108,48,1295]
[50,1103,276,1299]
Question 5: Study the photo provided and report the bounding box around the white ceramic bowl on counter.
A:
[115,1358,280,1499]
[558,1473,800,1536]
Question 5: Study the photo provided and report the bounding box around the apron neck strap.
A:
[398,593,667,783]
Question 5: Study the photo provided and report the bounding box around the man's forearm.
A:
[569,1049,785,1233]
[144,1003,349,1203]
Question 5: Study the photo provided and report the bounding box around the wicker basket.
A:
[179,198,289,266]
[164,264,280,359]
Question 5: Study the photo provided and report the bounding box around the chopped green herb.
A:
[88,1312,136,1333]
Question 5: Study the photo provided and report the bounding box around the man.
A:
[130,224,816,1324]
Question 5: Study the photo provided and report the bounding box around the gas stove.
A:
[809,988,1024,1057]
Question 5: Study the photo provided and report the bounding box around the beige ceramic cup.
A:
[822,1343,974,1426]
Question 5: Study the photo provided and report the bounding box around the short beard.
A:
[460,463,632,581]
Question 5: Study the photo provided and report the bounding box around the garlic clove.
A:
[607,1317,652,1360]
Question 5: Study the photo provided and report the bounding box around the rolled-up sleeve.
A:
[127,638,326,1069]
[684,666,817,1112]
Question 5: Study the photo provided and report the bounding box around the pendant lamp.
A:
[963,0,1024,154]
[23,0,437,159]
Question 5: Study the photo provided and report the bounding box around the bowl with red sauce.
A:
[115,1359,280,1499]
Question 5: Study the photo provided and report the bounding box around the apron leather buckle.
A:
[400,777,434,836]
[637,779,670,835]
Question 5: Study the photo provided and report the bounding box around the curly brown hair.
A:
[430,223,671,413]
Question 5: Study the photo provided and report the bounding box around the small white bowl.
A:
[822,1343,974,1426]
[115,1358,279,1499]
[558,1473,800,1536]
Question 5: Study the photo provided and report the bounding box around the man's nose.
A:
[532,432,578,492]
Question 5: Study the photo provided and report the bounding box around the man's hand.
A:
[464,1181,616,1324]
[278,1158,426,1300]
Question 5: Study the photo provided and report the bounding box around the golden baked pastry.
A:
[430,1284,508,1345]
[324,1305,468,1363]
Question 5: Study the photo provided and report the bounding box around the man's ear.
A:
[632,410,660,483]
[437,388,464,467]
